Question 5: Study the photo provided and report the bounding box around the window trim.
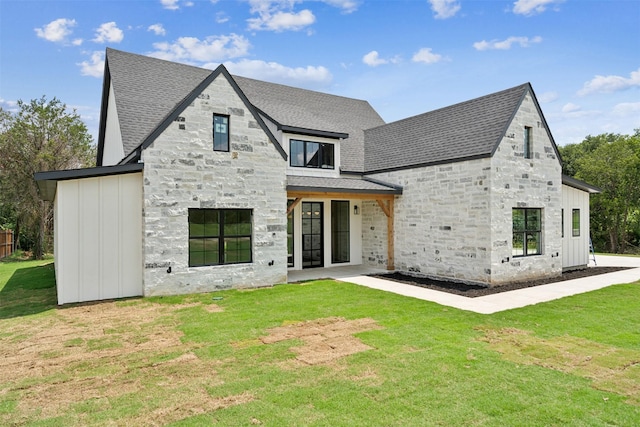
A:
[188,208,252,267]
[512,208,542,257]
[213,114,230,152]
[572,208,580,237]
[289,139,335,170]
[524,126,532,159]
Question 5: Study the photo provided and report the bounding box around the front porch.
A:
[286,175,402,272]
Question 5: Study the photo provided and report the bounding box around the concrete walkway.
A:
[288,255,640,314]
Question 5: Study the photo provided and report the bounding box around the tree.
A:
[0,97,95,259]
[560,132,640,253]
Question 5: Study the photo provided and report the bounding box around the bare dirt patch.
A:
[372,267,631,297]
[0,299,244,425]
[260,317,383,365]
[478,327,640,405]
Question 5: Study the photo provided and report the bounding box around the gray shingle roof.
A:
[233,76,385,172]
[102,49,385,172]
[363,83,531,173]
[287,175,402,194]
[105,48,211,159]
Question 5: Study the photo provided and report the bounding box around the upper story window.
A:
[512,208,542,257]
[213,114,229,152]
[290,139,334,169]
[524,126,532,159]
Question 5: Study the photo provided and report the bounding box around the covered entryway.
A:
[286,176,402,272]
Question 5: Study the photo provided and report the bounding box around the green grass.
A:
[1,259,639,426]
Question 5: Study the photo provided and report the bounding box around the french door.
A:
[302,202,323,268]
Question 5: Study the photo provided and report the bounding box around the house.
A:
[36,48,599,305]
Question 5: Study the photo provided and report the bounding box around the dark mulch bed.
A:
[371,267,632,298]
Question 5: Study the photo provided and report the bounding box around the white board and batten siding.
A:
[54,173,143,304]
[562,184,590,270]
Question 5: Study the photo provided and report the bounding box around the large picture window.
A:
[189,209,252,267]
[213,114,229,152]
[512,208,542,257]
[290,139,334,169]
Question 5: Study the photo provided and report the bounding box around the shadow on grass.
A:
[0,262,57,319]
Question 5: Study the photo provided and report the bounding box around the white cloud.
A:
[148,24,166,36]
[612,102,640,116]
[149,34,250,62]
[222,59,332,87]
[428,0,461,19]
[78,51,105,78]
[248,8,315,32]
[0,98,18,113]
[92,22,124,44]
[216,12,230,24]
[473,36,542,51]
[561,103,581,113]
[513,0,563,16]
[537,91,558,103]
[161,0,180,10]
[72,38,83,46]
[578,68,640,96]
[34,18,77,44]
[363,51,388,67]
[412,48,443,64]
[321,0,360,13]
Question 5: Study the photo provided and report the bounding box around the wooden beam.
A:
[286,197,302,215]
[387,199,394,270]
[376,199,391,217]
[287,191,395,201]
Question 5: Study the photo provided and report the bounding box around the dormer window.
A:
[290,139,334,169]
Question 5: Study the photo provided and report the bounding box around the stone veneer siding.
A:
[489,92,562,284]
[365,91,562,286]
[141,74,288,296]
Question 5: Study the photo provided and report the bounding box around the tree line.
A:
[0,97,95,259]
[559,130,640,254]
[0,96,638,259]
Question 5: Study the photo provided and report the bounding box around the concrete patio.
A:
[287,255,640,314]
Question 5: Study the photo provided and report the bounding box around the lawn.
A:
[1,258,639,426]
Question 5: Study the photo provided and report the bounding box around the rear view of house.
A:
[36,48,598,304]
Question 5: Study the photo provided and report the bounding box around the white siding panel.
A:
[54,173,143,304]
[118,173,143,298]
[562,184,590,270]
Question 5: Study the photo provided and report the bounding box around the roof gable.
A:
[99,48,286,164]
[363,83,535,173]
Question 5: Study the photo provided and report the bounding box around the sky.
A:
[0,0,639,147]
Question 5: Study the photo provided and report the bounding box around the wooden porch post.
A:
[376,198,395,270]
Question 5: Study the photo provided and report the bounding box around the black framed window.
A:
[572,209,580,237]
[561,208,564,238]
[513,208,542,257]
[189,209,252,267]
[213,114,229,152]
[290,139,334,169]
[524,126,532,159]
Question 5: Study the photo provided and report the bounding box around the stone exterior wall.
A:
[489,92,562,284]
[361,200,389,268]
[368,159,493,284]
[366,90,562,286]
[141,74,288,296]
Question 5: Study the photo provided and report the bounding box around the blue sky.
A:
[1,0,638,146]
